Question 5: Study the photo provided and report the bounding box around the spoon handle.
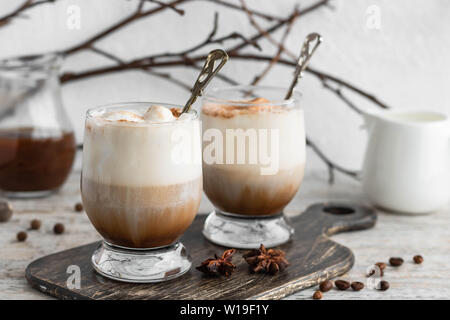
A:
[284,33,322,100]
[181,49,229,114]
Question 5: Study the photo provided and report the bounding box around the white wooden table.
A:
[1,158,449,300]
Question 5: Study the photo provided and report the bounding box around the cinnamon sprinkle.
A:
[202,97,287,118]
[170,107,182,118]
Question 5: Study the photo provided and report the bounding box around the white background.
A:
[1,0,449,174]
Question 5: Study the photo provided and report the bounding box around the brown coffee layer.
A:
[0,128,75,192]
[81,177,202,248]
[203,164,304,216]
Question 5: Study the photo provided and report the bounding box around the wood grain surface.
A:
[1,160,449,300]
[25,203,376,300]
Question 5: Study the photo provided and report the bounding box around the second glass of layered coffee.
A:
[201,86,305,248]
[81,102,202,282]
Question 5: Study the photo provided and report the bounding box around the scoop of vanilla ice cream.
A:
[103,111,144,122]
[143,105,175,122]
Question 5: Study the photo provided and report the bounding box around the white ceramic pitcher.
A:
[361,109,450,214]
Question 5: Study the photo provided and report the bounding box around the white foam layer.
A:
[103,110,144,123]
[83,110,201,186]
[201,106,305,171]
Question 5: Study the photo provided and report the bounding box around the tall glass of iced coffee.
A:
[201,86,305,248]
[81,102,202,282]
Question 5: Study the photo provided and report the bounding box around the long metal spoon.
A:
[181,49,229,114]
[284,33,323,100]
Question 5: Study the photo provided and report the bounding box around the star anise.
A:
[196,249,237,276]
[243,244,289,275]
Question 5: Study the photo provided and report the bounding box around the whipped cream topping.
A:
[90,105,196,126]
[143,105,175,122]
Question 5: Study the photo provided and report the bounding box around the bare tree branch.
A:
[147,12,260,61]
[306,66,390,109]
[145,0,185,15]
[60,0,290,57]
[306,138,359,183]
[320,80,363,114]
[2,0,389,182]
[228,0,330,54]
[62,0,190,56]
[0,0,57,27]
[88,46,191,90]
[251,6,299,85]
[60,52,391,111]
[228,53,392,110]
[206,0,282,21]
[188,63,239,85]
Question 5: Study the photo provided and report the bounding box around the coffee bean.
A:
[17,231,27,242]
[319,280,333,292]
[413,255,424,264]
[389,257,404,267]
[53,223,65,234]
[0,200,13,222]
[375,262,387,271]
[351,281,364,291]
[74,203,83,212]
[313,290,323,300]
[30,219,41,230]
[335,280,350,290]
[378,280,390,291]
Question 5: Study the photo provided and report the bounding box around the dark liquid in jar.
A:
[0,127,76,192]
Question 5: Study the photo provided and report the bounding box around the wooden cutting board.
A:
[26,202,376,300]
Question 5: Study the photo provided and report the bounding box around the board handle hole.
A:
[323,206,355,215]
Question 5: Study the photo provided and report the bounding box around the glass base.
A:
[91,241,191,283]
[202,210,294,249]
[1,189,55,199]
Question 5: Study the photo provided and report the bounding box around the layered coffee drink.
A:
[202,96,305,216]
[82,103,201,282]
[82,104,202,249]
[201,86,305,248]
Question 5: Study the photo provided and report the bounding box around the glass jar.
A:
[201,85,305,248]
[0,53,76,198]
[82,103,202,282]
